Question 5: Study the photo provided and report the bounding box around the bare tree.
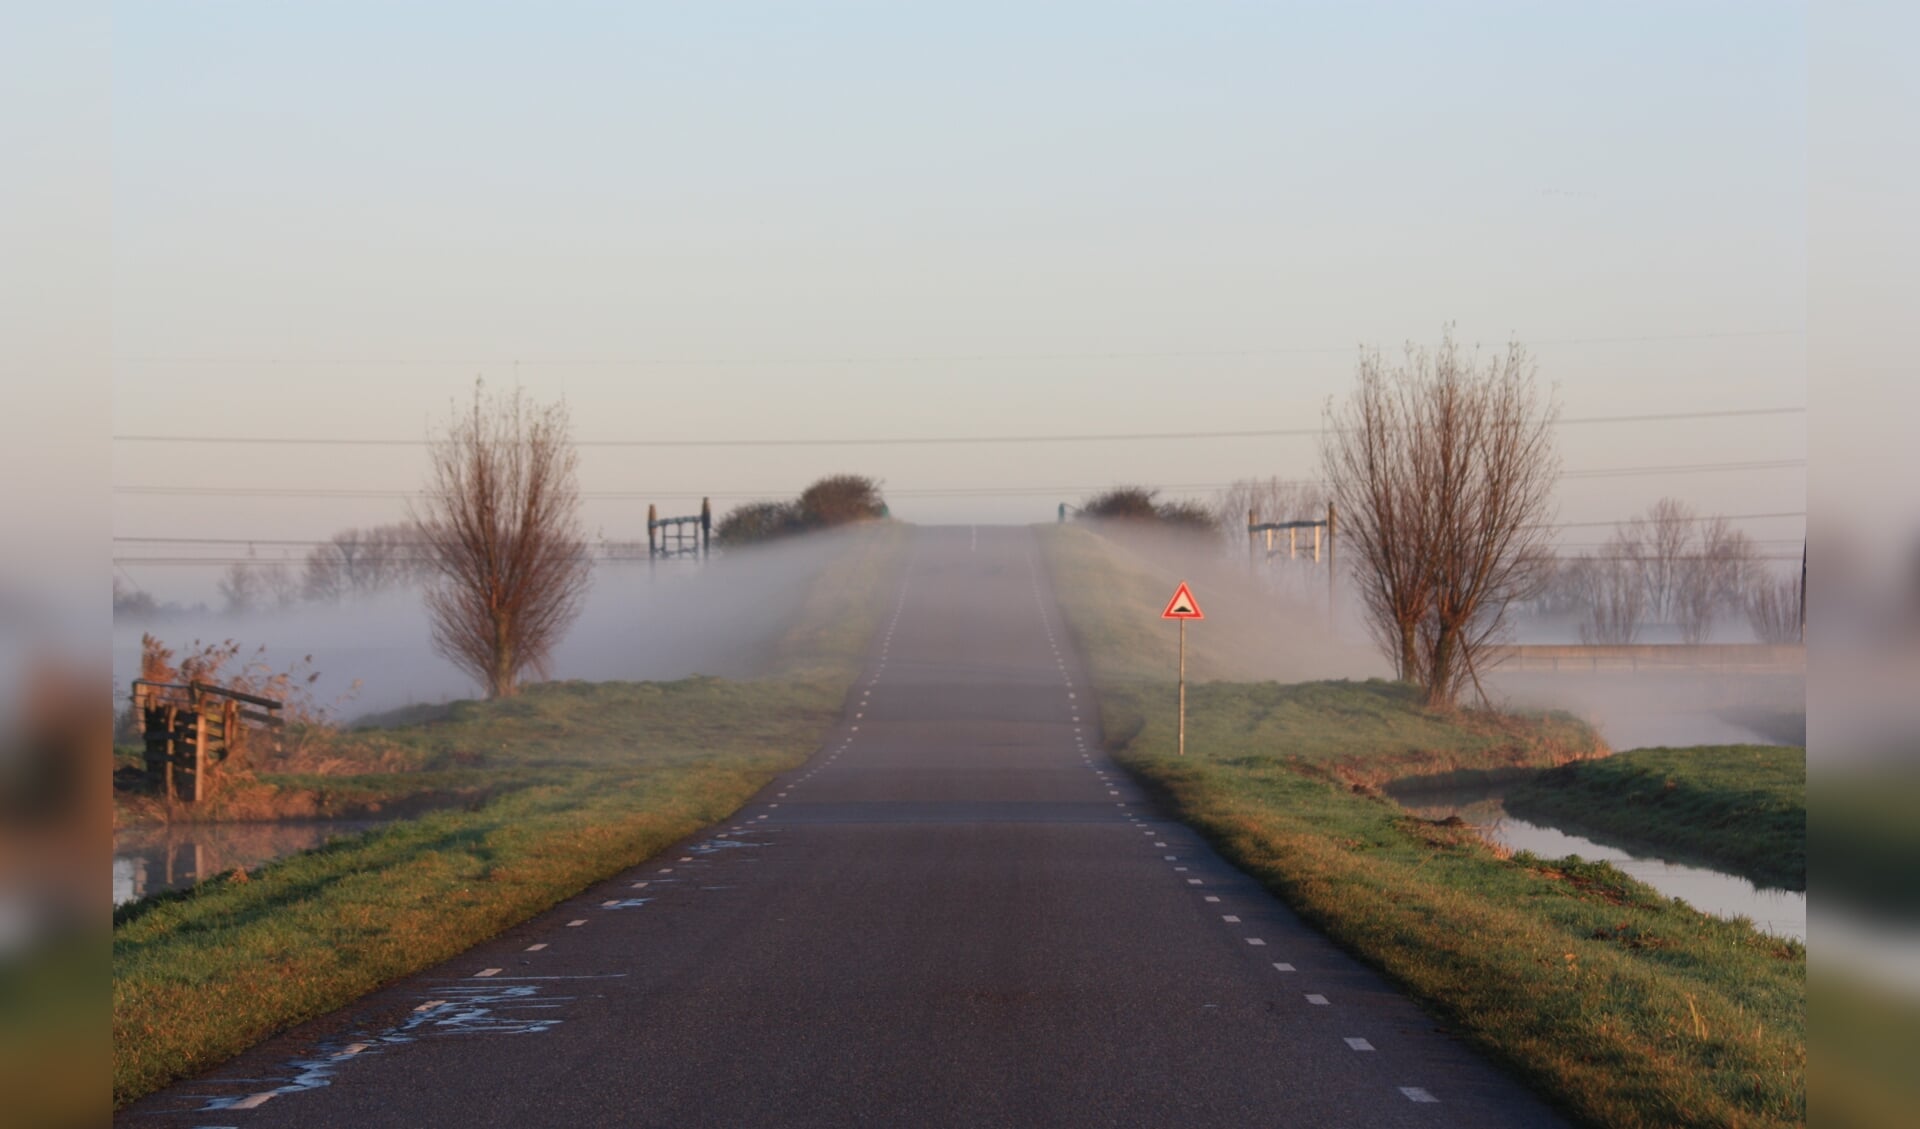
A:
[1322,348,1434,684]
[302,522,435,602]
[412,383,592,699]
[1580,553,1647,644]
[1623,497,1699,624]
[1213,476,1326,537]
[1744,570,1802,644]
[1672,518,1757,643]
[1324,332,1559,708]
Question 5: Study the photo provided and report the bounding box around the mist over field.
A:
[1057,521,1807,751]
[112,531,866,721]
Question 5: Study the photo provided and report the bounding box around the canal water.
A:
[1392,786,1806,942]
[113,819,403,907]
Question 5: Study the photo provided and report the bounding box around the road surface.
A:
[123,526,1566,1128]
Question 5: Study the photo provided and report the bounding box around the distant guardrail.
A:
[1489,644,1805,674]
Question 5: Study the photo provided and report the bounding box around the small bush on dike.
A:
[715,475,887,548]
[1080,486,1219,535]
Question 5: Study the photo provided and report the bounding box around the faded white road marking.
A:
[1305,993,1329,1005]
[1154,841,1166,847]
[1272,962,1295,972]
[659,868,674,873]
[526,944,547,952]
[1246,937,1266,946]
[1345,1037,1375,1051]
[229,1093,277,1110]
[1164,855,1178,860]
[1400,1087,1438,1103]
[566,920,586,927]
[1173,866,1188,872]
[415,999,449,1011]
[475,968,502,977]
[1222,915,1240,923]
[1204,896,1221,903]
[1187,879,1204,885]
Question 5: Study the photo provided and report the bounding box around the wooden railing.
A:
[1488,644,1805,674]
[130,679,285,802]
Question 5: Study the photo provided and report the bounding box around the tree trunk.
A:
[490,611,516,698]
[1426,624,1457,710]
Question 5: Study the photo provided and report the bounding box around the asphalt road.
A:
[124,526,1568,1128]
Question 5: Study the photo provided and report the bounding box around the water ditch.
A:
[113,819,410,907]
[1390,783,1806,942]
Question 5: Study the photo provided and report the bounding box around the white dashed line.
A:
[1305,993,1329,1005]
[1204,896,1221,903]
[1221,915,1240,923]
[1187,879,1204,885]
[1272,962,1295,972]
[1400,1087,1439,1103]
[1245,938,1266,946]
[474,968,501,977]
[567,919,586,927]
[1345,1037,1375,1051]
[526,944,548,951]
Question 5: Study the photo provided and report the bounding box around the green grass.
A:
[114,525,907,1107]
[1040,525,1805,1129]
[1507,745,1805,890]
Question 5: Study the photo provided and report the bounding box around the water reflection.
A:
[113,820,397,907]
[1396,788,1806,942]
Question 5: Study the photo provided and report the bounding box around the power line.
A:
[109,406,1806,449]
[1534,511,1805,530]
[107,457,1805,504]
[116,329,1803,369]
[116,511,1807,553]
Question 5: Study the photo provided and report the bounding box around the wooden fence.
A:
[130,680,285,802]
[1488,644,1805,674]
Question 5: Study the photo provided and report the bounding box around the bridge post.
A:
[701,498,712,560]
[1326,502,1337,635]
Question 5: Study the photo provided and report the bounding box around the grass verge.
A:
[1040,525,1804,1129]
[114,525,906,1107]
[1507,745,1805,890]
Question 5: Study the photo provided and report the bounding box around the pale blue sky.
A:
[106,2,1809,595]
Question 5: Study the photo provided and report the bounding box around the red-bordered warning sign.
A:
[1161,581,1204,620]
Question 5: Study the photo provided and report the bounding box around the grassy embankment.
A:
[114,525,906,1107]
[1508,745,1805,890]
[1041,524,1804,1129]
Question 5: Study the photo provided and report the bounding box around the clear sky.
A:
[105,2,1810,598]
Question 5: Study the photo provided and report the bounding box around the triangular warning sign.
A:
[1161,581,1204,620]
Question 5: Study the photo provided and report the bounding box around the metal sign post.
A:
[1160,582,1204,756]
